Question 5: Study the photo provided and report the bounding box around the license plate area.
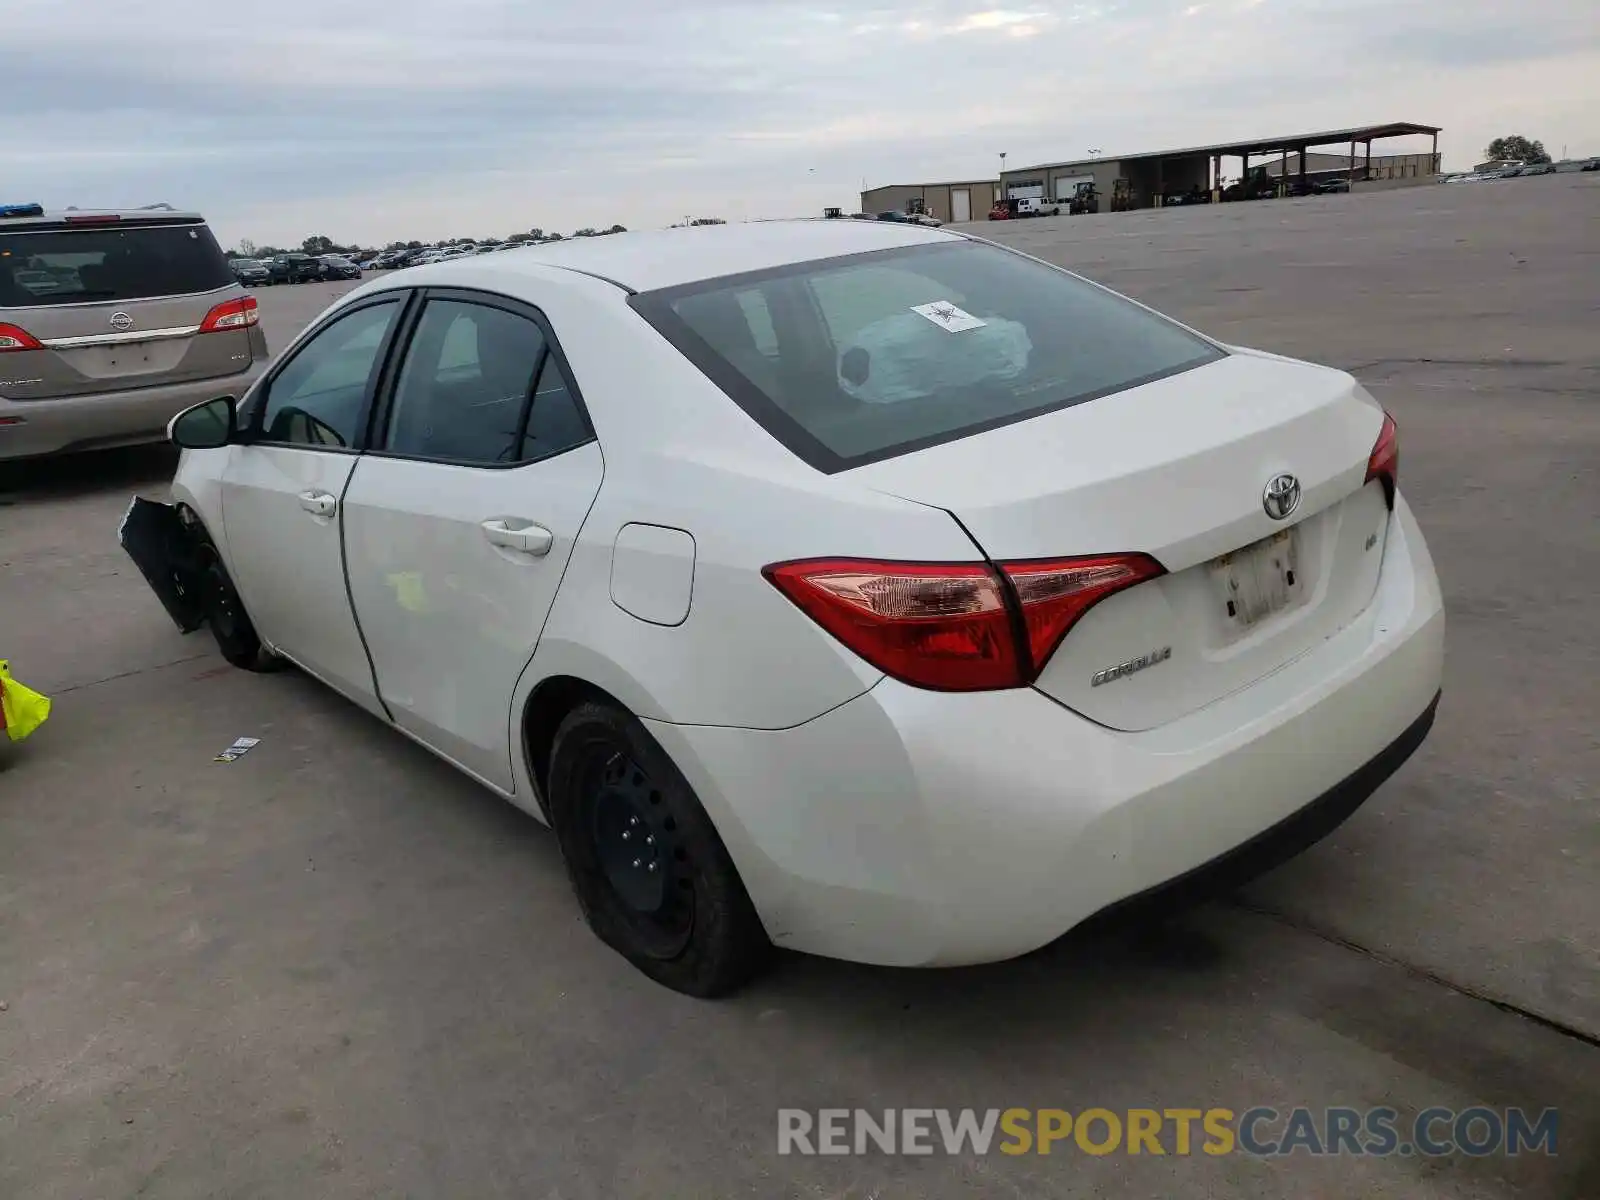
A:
[1209,528,1300,632]
[66,339,188,379]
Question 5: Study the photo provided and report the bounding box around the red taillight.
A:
[1365,412,1399,507]
[0,322,43,352]
[764,552,1165,692]
[764,560,1019,690]
[1003,554,1167,674]
[198,295,259,333]
[63,213,122,225]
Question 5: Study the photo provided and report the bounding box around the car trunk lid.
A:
[843,351,1394,729]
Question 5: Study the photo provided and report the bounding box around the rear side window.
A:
[631,241,1225,471]
[0,222,233,307]
[382,298,592,466]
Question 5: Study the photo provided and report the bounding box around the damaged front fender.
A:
[117,495,209,633]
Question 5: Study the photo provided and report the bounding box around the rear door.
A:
[341,289,603,791]
[0,217,256,402]
[220,294,410,710]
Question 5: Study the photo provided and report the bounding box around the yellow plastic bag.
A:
[0,660,52,742]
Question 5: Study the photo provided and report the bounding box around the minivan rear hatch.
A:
[0,216,255,401]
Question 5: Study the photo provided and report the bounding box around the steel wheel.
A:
[580,748,695,959]
[547,700,771,996]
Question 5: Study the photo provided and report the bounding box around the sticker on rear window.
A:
[911,301,986,332]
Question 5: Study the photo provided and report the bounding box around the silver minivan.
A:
[0,205,270,460]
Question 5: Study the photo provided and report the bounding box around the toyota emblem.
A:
[108,311,134,332]
[1262,473,1302,521]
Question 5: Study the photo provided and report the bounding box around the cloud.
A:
[8,0,1598,247]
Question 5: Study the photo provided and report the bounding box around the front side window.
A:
[633,241,1225,471]
[258,301,400,447]
[383,299,591,465]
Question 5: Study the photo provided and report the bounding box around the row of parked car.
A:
[362,242,529,270]
[228,252,362,286]
[1440,162,1579,184]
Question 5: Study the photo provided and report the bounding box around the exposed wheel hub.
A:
[204,563,241,641]
[591,754,672,914]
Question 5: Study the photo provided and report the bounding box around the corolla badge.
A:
[1262,473,1302,521]
[108,311,135,332]
[1090,646,1172,687]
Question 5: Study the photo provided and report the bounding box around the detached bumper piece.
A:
[118,495,206,634]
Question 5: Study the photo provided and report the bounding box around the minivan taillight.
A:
[0,322,43,352]
[1365,412,1399,507]
[764,553,1165,691]
[198,295,259,333]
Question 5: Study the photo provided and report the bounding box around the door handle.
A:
[481,519,553,557]
[298,490,337,517]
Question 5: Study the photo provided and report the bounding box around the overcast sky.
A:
[9,0,1597,247]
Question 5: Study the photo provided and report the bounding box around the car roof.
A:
[423,220,957,292]
[0,207,206,231]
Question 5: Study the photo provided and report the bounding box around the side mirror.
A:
[169,395,238,450]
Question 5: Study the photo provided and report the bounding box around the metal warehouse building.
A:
[865,121,1441,220]
[858,179,1001,224]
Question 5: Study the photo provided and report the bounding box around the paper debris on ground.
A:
[214,737,261,763]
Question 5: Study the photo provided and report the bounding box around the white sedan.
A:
[125,221,1444,996]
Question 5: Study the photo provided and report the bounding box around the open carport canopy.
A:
[1146,122,1441,164]
[1016,122,1442,174]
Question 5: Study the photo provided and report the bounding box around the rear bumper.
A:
[0,357,264,461]
[1081,688,1438,928]
[647,494,1445,967]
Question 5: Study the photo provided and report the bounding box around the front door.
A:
[340,292,604,791]
[220,296,407,710]
[951,188,971,223]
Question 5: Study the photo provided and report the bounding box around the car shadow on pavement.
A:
[0,444,177,504]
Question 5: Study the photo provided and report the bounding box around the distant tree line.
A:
[1483,135,1551,165]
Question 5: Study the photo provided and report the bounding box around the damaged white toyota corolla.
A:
[121,221,1444,996]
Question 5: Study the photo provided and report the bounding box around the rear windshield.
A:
[0,222,232,307]
[631,241,1225,471]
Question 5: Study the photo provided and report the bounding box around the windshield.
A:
[0,222,233,306]
[631,241,1226,471]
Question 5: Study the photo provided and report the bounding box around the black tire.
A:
[546,701,770,996]
[200,550,281,672]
